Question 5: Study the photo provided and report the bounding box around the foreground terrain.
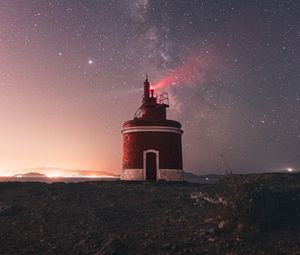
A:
[0,173,299,255]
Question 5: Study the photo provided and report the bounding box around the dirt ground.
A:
[0,177,299,255]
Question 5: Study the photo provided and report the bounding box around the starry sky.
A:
[0,0,299,175]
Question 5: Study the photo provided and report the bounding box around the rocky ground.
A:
[0,174,299,255]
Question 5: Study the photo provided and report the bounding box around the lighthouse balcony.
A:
[134,92,169,119]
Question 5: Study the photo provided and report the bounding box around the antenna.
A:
[143,75,150,102]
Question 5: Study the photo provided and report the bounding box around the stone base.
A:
[121,169,144,181]
[121,168,184,181]
[159,169,184,181]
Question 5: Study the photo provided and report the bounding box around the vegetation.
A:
[221,173,300,231]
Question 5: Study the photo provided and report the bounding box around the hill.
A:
[10,167,119,177]
[13,172,47,178]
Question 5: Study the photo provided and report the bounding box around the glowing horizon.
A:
[0,169,119,178]
[0,166,120,177]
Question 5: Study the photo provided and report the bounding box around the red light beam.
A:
[155,51,215,89]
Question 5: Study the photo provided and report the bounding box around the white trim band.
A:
[122,126,183,135]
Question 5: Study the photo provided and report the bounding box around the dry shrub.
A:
[221,174,300,231]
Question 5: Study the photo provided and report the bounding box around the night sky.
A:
[0,0,299,175]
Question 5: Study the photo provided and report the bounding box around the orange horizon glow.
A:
[45,174,117,178]
[0,171,118,178]
[0,166,120,178]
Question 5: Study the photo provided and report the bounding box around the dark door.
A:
[146,152,157,181]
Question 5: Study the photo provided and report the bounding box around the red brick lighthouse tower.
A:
[121,77,184,181]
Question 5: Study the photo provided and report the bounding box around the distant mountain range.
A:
[184,172,220,184]
[6,168,218,183]
[8,168,219,183]
[10,167,120,178]
[4,168,296,183]
[13,172,47,178]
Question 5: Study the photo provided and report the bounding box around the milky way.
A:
[0,0,299,175]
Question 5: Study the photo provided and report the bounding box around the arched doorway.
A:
[145,152,157,181]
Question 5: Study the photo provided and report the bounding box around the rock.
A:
[236,223,246,232]
[207,228,216,235]
[162,243,172,249]
[208,237,215,242]
[218,220,233,232]
[0,203,8,213]
[171,244,178,251]
[236,237,243,242]
[204,218,214,223]
[218,220,229,229]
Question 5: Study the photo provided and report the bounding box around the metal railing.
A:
[134,107,142,119]
[134,92,169,119]
[156,92,169,106]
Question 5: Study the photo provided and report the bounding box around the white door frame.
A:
[143,149,159,180]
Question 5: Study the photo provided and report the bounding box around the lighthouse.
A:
[121,77,184,181]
